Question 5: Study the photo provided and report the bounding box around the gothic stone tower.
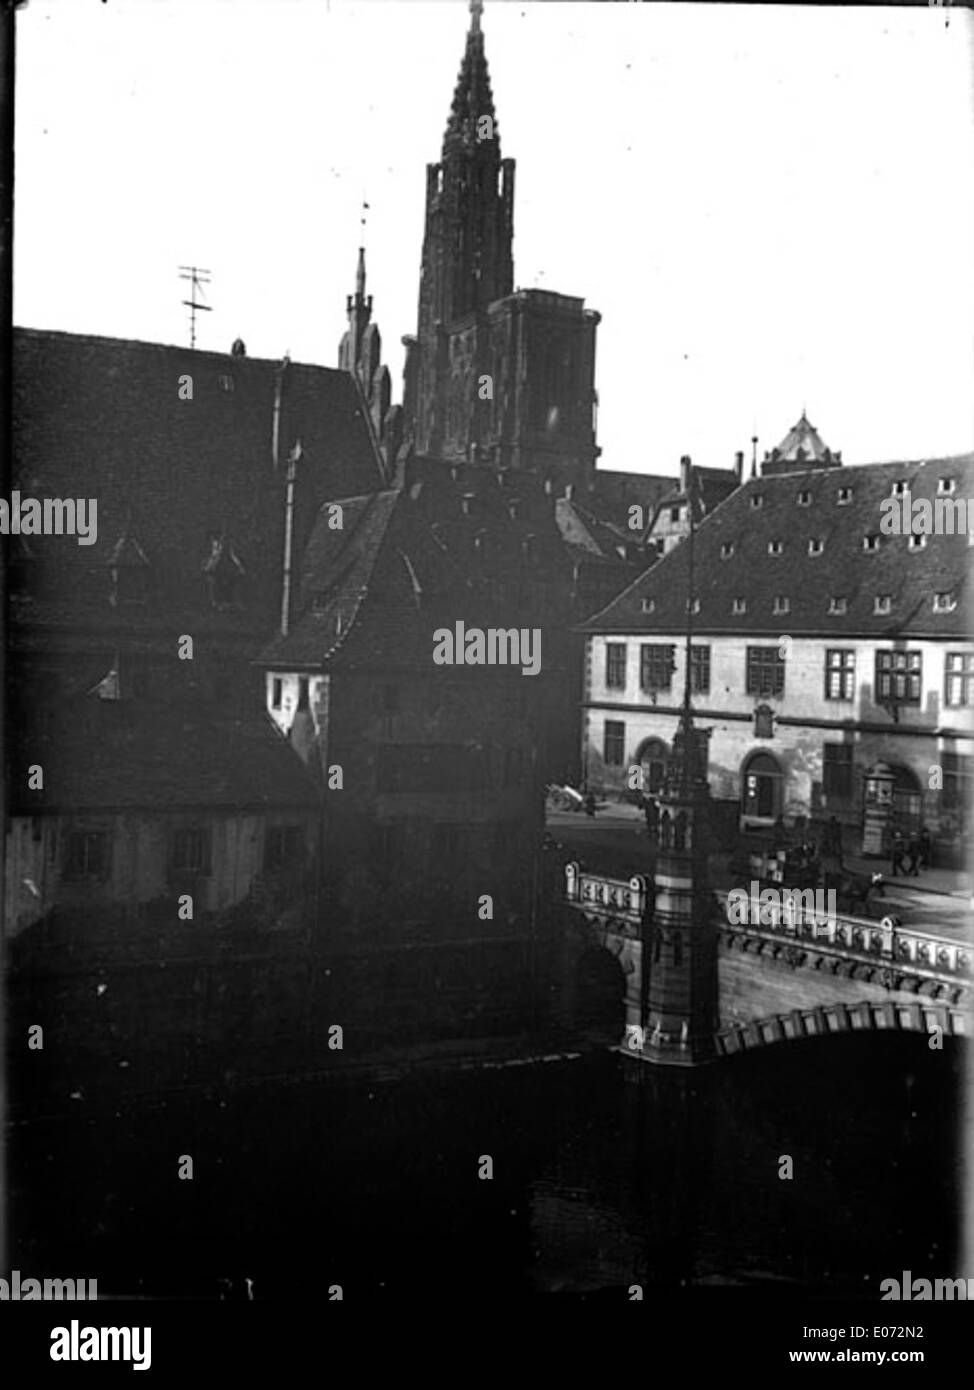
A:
[403,0,599,492]
[641,704,720,1066]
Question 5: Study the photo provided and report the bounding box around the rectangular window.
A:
[640,644,675,692]
[271,677,283,710]
[605,643,627,689]
[825,649,856,701]
[945,652,974,708]
[690,644,711,694]
[746,646,785,697]
[66,830,108,880]
[875,650,922,704]
[604,720,625,767]
[264,825,304,872]
[297,677,310,712]
[670,506,681,524]
[171,827,210,875]
[823,744,853,800]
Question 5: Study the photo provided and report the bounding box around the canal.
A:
[8,1031,962,1300]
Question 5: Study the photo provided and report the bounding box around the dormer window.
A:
[874,595,892,615]
[686,597,701,615]
[837,487,853,504]
[908,534,926,550]
[828,596,847,615]
[797,490,811,506]
[732,597,747,615]
[767,539,784,557]
[721,542,734,559]
[808,538,824,555]
[641,597,655,614]
[933,591,956,613]
[938,477,955,495]
[107,533,150,606]
[862,534,880,552]
[773,596,790,615]
[460,492,475,517]
[202,535,245,608]
[892,480,907,496]
[750,494,764,510]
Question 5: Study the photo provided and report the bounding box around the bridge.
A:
[562,862,971,1061]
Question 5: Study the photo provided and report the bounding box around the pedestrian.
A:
[918,826,932,871]
[906,834,921,876]
[644,797,659,841]
[890,829,907,877]
[584,790,596,818]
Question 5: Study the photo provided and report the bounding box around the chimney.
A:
[679,455,691,494]
[734,451,744,484]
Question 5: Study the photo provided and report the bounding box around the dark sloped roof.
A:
[259,460,582,670]
[11,328,385,638]
[10,700,320,813]
[582,455,974,638]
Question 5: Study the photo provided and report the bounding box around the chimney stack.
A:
[734,450,744,484]
[679,455,692,494]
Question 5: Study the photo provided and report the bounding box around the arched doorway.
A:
[635,737,670,795]
[741,750,783,823]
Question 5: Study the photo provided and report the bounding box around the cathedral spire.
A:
[444,0,497,157]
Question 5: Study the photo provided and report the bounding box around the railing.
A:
[563,866,971,983]
[714,889,970,981]
[564,862,649,923]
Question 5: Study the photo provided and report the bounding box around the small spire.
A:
[470,0,483,34]
[356,245,366,298]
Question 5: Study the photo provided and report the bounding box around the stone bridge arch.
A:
[716,999,967,1057]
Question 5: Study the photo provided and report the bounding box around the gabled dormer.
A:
[106,531,150,606]
[202,534,246,608]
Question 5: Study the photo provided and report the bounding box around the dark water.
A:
[9,1034,962,1299]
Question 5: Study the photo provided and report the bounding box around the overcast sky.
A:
[14,0,974,475]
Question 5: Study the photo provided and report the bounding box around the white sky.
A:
[13,0,974,474]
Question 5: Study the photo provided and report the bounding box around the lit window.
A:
[875,649,921,703]
[945,652,974,707]
[825,650,855,701]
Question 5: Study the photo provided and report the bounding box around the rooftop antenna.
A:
[178,266,212,349]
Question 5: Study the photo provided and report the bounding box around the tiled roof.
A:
[581,455,974,638]
[11,328,385,639]
[258,458,579,670]
[773,410,832,464]
[10,700,321,814]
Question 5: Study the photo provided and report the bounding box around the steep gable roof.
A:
[582,455,974,639]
